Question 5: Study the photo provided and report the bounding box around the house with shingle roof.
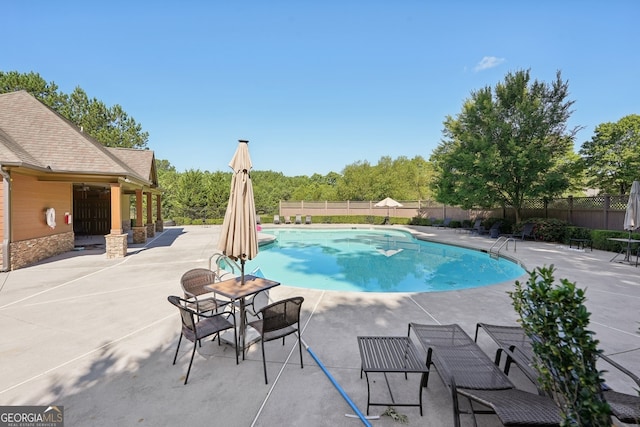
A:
[0,90,162,270]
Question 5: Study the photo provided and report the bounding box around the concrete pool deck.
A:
[0,224,638,426]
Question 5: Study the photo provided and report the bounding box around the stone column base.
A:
[146,223,155,238]
[132,226,147,244]
[106,234,128,259]
[155,219,164,232]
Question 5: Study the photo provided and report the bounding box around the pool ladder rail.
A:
[209,252,264,279]
[209,252,241,278]
[489,236,516,257]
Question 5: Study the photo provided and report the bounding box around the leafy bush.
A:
[171,217,222,226]
[410,217,438,226]
[285,215,411,225]
[564,226,592,241]
[517,218,569,242]
[510,265,611,426]
[591,229,640,252]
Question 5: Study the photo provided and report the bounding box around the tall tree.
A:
[336,161,376,201]
[579,114,640,195]
[174,169,209,220]
[156,159,179,219]
[0,71,148,148]
[61,87,149,149]
[0,70,66,109]
[430,69,577,222]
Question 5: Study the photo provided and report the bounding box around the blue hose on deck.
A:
[301,338,372,427]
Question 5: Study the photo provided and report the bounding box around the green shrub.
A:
[517,218,568,242]
[591,229,640,252]
[410,216,433,226]
[510,265,611,426]
[564,226,592,242]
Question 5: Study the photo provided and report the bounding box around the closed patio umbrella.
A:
[375,197,403,224]
[624,181,640,233]
[217,140,259,285]
[622,180,640,261]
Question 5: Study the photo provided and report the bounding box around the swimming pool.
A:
[243,228,524,293]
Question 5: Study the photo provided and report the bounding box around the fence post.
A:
[544,198,548,218]
[604,195,610,230]
[568,195,573,223]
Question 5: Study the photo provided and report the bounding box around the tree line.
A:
[2,70,638,223]
[156,156,433,221]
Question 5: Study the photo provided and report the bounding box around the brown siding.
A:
[0,177,4,242]
[11,173,73,241]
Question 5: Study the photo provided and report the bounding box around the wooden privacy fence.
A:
[278,194,632,231]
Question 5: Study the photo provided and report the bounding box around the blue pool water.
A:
[243,228,524,293]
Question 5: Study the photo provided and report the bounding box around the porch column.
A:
[106,183,127,259]
[145,192,155,238]
[132,188,146,244]
[155,194,164,232]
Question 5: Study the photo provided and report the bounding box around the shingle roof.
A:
[107,147,157,185]
[0,90,153,185]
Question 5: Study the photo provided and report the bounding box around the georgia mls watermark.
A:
[0,406,63,427]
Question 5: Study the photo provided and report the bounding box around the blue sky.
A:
[3,1,638,176]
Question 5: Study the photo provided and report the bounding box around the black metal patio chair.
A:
[180,268,232,314]
[248,296,304,384]
[167,295,238,384]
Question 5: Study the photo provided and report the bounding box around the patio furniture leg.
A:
[184,340,197,385]
[172,334,183,365]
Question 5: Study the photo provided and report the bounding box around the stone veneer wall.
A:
[10,231,75,270]
[155,219,163,232]
[105,233,127,259]
[145,223,155,238]
[132,226,147,244]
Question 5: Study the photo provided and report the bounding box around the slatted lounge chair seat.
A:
[409,323,561,427]
[456,387,564,426]
[604,388,640,424]
[474,323,536,378]
[596,354,640,424]
[476,322,640,425]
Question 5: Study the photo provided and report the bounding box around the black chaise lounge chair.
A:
[517,223,535,240]
[433,218,452,228]
[409,323,561,427]
[461,219,483,234]
[475,323,640,425]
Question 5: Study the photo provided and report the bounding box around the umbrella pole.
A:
[240,259,245,285]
